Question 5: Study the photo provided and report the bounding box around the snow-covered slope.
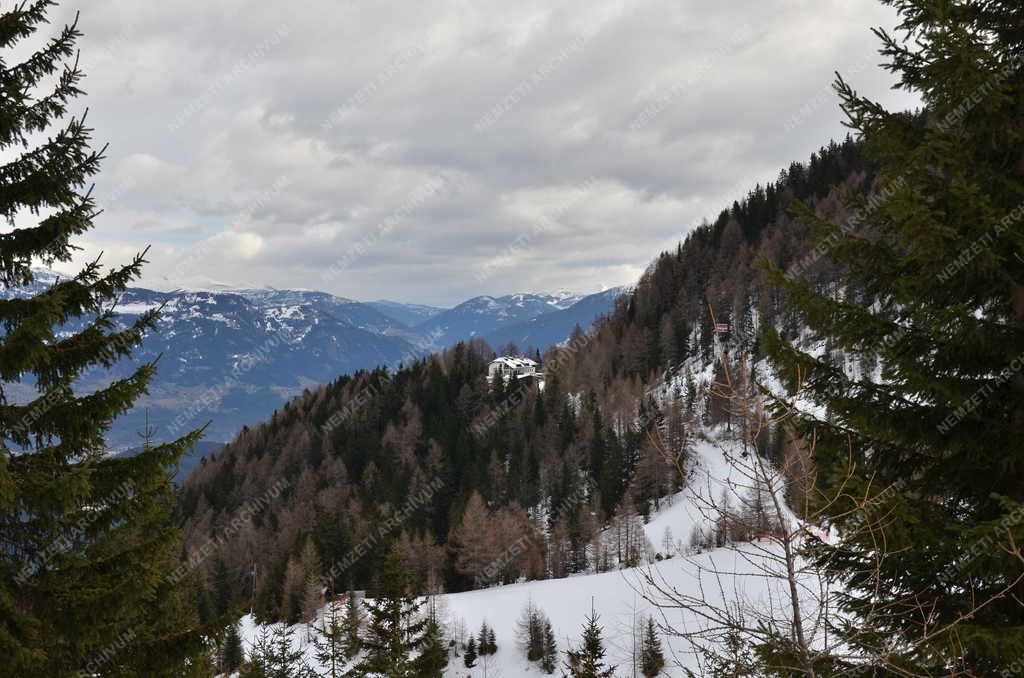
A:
[236,546,791,677]
[642,434,745,550]
[235,434,805,677]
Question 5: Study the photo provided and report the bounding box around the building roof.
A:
[490,356,537,369]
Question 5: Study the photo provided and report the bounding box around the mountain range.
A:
[8,271,622,451]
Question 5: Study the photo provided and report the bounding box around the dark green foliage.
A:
[0,2,205,675]
[763,1,1024,674]
[640,617,665,677]
[214,557,235,618]
[464,636,478,667]
[520,601,545,661]
[698,629,759,678]
[565,611,616,678]
[239,652,268,678]
[415,600,449,678]
[311,597,346,678]
[239,661,268,678]
[541,620,558,674]
[478,620,497,655]
[222,622,245,674]
[254,556,288,623]
[350,544,425,676]
[246,624,310,678]
[195,578,216,627]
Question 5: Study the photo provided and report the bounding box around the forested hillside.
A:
[177,135,874,624]
[7,0,1021,675]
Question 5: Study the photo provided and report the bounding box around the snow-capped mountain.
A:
[230,288,409,336]
[412,292,590,347]
[76,287,420,450]
[485,287,625,350]
[8,273,619,450]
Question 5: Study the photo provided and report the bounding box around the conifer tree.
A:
[477,620,497,655]
[299,538,324,623]
[463,636,478,668]
[415,598,449,678]
[0,2,205,675]
[214,557,235,618]
[281,556,307,625]
[532,614,548,659]
[340,587,364,659]
[269,624,310,678]
[486,624,497,655]
[350,544,425,677]
[239,627,271,678]
[701,629,757,678]
[565,611,616,678]
[541,620,558,674]
[312,598,346,678]
[639,617,665,677]
[763,1,1024,674]
[195,578,216,627]
[222,622,245,675]
[518,601,545,661]
[247,624,310,678]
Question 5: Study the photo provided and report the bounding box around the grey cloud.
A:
[46,0,919,305]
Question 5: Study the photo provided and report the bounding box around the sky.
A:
[34,0,920,306]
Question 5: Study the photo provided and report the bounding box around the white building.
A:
[487,356,539,383]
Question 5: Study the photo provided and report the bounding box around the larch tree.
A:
[0,2,205,676]
[280,555,307,625]
[764,0,1024,674]
[450,490,497,585]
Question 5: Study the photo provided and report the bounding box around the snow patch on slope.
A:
[234,543,789,678]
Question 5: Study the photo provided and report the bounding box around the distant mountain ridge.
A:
[485,287,626,351]
[412,291,594,347]
[8,271,620,449]
[366,300,445,327]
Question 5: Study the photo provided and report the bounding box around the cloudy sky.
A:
[41,0,918,306]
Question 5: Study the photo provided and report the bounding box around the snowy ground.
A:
[439,543,796,677]
[237,543,791,677]
[642,434,738,553]
[235,435,805,677]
